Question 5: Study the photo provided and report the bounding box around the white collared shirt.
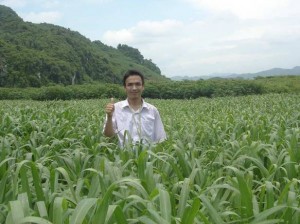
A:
[104,99,166,147]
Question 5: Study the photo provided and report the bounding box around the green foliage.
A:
[144,76,299,99]
[117,44,161,74]
[0,84,126,100]
[255,75,300,93]
[0,75,300,100]
[117,44,144,63]
[0,5,166,88]
[1,94,300,223]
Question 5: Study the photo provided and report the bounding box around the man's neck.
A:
[128,98,142,111]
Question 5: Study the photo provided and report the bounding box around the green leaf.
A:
[17,193,30,217]
[92,183,117,224]
[199,194,225,224]
[30,162,45,202]
[56,167,77,202]
[250,205,286,223]
[106,205,128,224]
[70,198,98,224]
[36,201,48,219]
[265,181,275,210]
[9,200,24,224]
[178,178,190,218]
[51,197,67,224]
[159,187,171,223]
[181,198,201,224]
[236,172,254,219]
[17,216,53,224]
[0,172,8,203]
[19,165,32,205]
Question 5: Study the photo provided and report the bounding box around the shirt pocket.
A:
[141,115,155,138]
[115,114,128,132]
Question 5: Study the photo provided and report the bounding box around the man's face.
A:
[124,75,144,99]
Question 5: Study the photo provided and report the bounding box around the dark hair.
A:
[123,69,145,87]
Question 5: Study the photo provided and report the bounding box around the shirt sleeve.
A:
[154,110,167,142]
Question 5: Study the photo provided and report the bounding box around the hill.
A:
[0,5,168,87]
[236,66,300,79]
[171,66,300,81]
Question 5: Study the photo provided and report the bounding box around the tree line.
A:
[1,76,299,100]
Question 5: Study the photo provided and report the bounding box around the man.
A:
[103,69,166,147]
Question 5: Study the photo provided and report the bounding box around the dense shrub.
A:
[0,76,299,100]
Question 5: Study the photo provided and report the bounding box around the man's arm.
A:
[103,115,115,137]
[103,98,115,137]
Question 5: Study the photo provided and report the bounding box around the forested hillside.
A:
[0,5,167,87]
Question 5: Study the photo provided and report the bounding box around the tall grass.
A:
[1,93,300,223]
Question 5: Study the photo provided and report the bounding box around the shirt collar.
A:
[121,99,149,110]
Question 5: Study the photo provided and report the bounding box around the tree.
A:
[117,44,144,63]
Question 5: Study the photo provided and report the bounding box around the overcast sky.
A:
[1,0,300,77]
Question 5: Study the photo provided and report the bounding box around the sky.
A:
[1,0,300,78]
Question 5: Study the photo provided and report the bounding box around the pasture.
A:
[1,93,300,223]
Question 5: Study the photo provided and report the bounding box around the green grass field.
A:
[1,93,300,223]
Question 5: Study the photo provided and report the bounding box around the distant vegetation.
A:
[0,5,166,88]
[0,75,299,100]
[171,66,300,80]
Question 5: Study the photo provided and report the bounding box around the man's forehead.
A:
[126,76,142,83]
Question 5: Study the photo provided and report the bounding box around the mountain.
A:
[171,73,237,81]
[235,66,300,79]
[170,66,300,81]
[0,5,168,87]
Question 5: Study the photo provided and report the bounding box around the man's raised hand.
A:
[105,97,115,117]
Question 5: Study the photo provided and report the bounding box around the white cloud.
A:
[102,9,300,76]
[23,11,62,23]
[104,29,134,44]
[185,0,298,20]
[0,0,60,9]
[135,20,183,36]
[82,0,112,3]
[0,0,28,8]
[103,19,183,46]
[42,1,61,9]
[225,27,264,41]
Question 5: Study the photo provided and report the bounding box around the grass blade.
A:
[70,198,97,224]
[159,187,171,223]
[199,194,225,224]
[181,197,201,224]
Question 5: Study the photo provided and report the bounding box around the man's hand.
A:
[105,97,115,117]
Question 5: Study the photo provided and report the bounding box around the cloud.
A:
[42,1,61,9]
[134,20,184,36]
[80,0,113,3]
[103,29,134,44]
[103,19,184,46]
[0,0,28,8]
[0,0,60,9]
[23,11,62,23]
[100,0,300,77]
[0,0,62,23]
[102,17,242,69]
[225,27,264,41]
[102,9,300,77]
[184,0,299,20]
